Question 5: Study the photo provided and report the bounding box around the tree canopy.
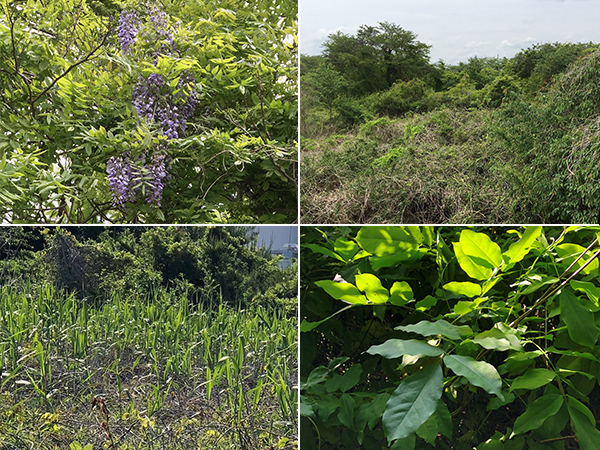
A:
[321,22,431,95]
[0,0,298,224]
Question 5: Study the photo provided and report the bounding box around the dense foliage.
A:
[0,226,297,449]
[301,225,600,450]
[301,25,600,223]
[0,0,297,224]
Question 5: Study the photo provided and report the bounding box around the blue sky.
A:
[300,0,600,65]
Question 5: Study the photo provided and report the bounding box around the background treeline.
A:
[301,22,600,224]
[0,226,297,314]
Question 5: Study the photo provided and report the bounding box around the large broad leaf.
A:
[338,393,356,429]
[556,243,599,276]
[356,226,421,257]
[382,363,443,442]
[559,289,600,348]
[315,280,368,305]
[509,368,555,391]
[443,281,482,298]
[443,355,504,400]
[473,326,522,352]
[396,319,473,341]
[570,280,600,308]
[334,237,360,262]
[355,273,389,304]
[502,226,542,267]
[389,281,414,306]
[302,243,346,262]
[367,339,444,359]
[453,230,502,280]
[568,401,600,450]
[513,394,563,434]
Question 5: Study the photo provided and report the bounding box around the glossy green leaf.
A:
[415,295,437,311]
[570,280,600,308]
[389,281,414,306]
[382,363,443,442]
[315,280,368,304]
[513,394,563,434]
[503,226,542,267]
[389,434,416,450]
[355,273,389,304]
[568,401,600,450]
[473,327,522,352]
[510,368,556,391]
[443,354,504,400]
[302,243,346,262]
[443,281,482,297]
[396,320,473,341]
[416,412,438,444]
[356,226,421,257]
[556,243,599,275]
[334,237,359,261]
[453,230,503,280]
[367,339,444,359]
[559,289,600,348]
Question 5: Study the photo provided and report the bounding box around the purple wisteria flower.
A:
[107,155,138,206]
[145,153,170,206]
[118,9,140,54]
[109,3,197,209]
[132,71,197,140]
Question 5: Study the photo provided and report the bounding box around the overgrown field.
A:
[0,226,298,449]
[301,109,513,224]
[0,285,297,449]
[301,32,600,224]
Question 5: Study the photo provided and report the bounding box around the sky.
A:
[300,0,600,65]
[256,226,298,250]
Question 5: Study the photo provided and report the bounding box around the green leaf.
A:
[443,281,482,298]
[415,295,437,312]
[301,244,345,262]
[473,327,522,352]
[510,368,556,391]
[433,401,453,440]
[513,394,564,434]
[416,412,438,444]
[334,237,359,261]
[396,320,473,341]
[355,273,389,304]
[338,393,356,429]
[315,280,368,305]
[568,401,600,450]
[382,363,443,442]
[366,393,391,430]
[367,339,444,359]
[338,364,363,393]
[389,434,416,450]
[443,355,504,400]
[389,281,414,306]
[453,230,502,280]
[356,226,420,257]
[556,243,599,275]
[503,226,542,267]
[559,289,600,348]
[570,280,600,308]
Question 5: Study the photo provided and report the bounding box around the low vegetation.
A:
[0,227,297,449]
[301,26,600,223]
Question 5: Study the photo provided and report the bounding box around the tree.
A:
[322,22,431,96]
[0,0,297,224]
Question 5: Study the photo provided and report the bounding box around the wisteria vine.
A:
[108,3,197,210]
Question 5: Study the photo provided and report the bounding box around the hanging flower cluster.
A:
[117,9,140,54]
[108,3,197,209]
